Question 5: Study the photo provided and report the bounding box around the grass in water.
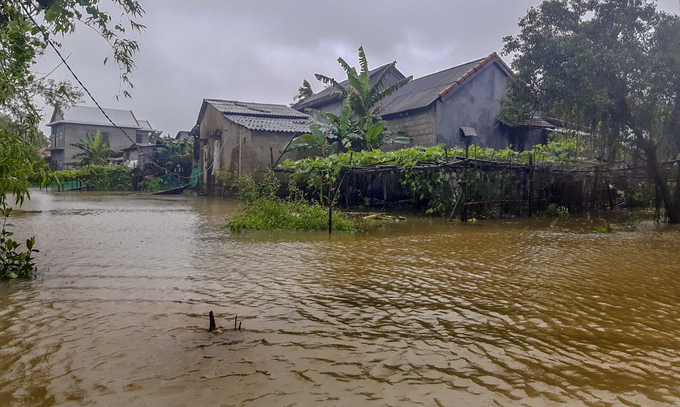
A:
[227,197,356,232]
[226,170,356,232]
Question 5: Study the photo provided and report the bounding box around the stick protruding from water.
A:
[209,311,216,332]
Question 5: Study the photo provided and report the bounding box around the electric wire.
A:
[20,1,137,146]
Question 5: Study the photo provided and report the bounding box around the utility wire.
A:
[20,1,137,146]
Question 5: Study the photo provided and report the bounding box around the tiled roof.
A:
[203,99,309,133]
[293,63,407,111]
[205,99,308,118]
[380,52,512,116]
[47,105,147,129]
[224,115,310,133]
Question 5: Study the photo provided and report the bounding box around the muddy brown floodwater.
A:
[1,191,680,406]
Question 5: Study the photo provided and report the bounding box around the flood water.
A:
[1,191,680,406]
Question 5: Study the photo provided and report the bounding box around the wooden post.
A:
[528,154,534,217]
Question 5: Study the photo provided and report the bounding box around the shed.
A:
[195,99,310,194]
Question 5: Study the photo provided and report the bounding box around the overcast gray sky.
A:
[34,0,680,137]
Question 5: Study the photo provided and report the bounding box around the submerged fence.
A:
[331,156,654,218]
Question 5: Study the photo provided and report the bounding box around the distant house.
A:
[195,99,310,194]
[47,105,157,170]
[296,52,553,151]
[175,131,192,141]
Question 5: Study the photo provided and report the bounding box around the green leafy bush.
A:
[227,170,356,232]
[140,178,163,192]
[227,198,356,232]
[1,207,38,279]
[53,165,133,191]
[544,203,570,219]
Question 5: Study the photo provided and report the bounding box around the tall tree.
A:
[1,0,144,275]
[501,0,680,222]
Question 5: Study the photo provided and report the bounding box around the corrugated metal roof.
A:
[293,63,406,111]
[137,120,156,131]
[205,99,308,118]
[460,127,478,137]
[499,117,555,129]
[224,115,310,133]
[379,58,485,115]
[47,105,143,128]
[202,99,309,133]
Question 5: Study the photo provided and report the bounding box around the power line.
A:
[19,1,137,146]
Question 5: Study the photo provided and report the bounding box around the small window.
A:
[136,133,143,143]
[100,132,109,141]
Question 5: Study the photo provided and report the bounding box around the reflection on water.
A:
[1,191,680,406]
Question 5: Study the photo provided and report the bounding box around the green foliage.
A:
[53,165,133,191]
[145,139,193,174]
[1,0,144,279]
[139,178,162,192]
[596,223,613,234]
[624,182,654,208]
[544,203,570,220]
[300,47,413,152]
[227,198,357,233]
[292,79,313,103]
[402,169,458,216]
[315,46,412,119]
[1,207,38,279]
[227,170,356,232]
[71,131,113,166]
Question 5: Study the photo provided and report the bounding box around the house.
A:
[195,99,310,194]
[47,105,157,170]
[296,52,553,151]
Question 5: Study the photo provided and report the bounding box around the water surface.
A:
[1,191,679,406]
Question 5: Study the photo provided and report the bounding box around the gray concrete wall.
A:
[198,104,309,194]
[435,62,510,150]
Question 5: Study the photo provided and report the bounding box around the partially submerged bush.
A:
[227,198,356,232]
[53,165,133,191]
[1,207,38,279]
[544,203,570,219]
[227,170,356,232]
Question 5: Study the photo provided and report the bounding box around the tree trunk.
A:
[637,132,680,223]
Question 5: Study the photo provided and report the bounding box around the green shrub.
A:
[53,165,133,191]
[1,206,38,279]
[544,203,570,219]
[227,197,356,232]
[140,178,163,192]
[227,170,356,232]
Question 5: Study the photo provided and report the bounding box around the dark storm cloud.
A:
[34,0,680,137]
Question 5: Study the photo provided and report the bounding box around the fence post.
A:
[528,154,534,217]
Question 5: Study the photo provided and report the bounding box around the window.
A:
[136,133,143,143]
[100,132,109,141]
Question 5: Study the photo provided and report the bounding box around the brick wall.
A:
[383,107,436,147]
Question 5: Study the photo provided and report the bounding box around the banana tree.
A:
[71,131,113,166]
[315,46,412,119]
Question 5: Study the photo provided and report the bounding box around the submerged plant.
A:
[1,206,38,279]
[227,170,356,232]
[544,203,570,220]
